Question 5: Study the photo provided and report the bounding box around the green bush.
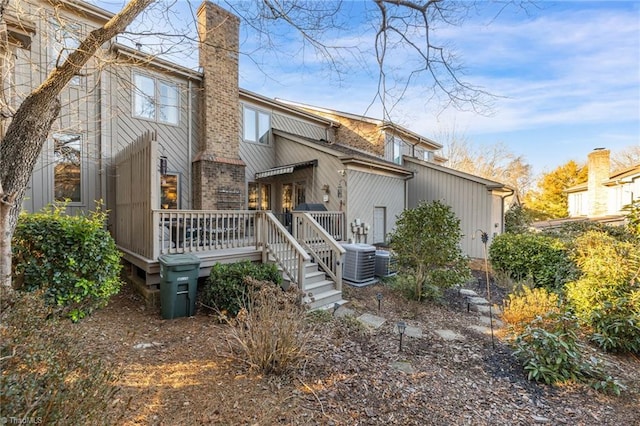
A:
[489,233,575,291]
[512,312,622,394]
[541,220,636,244]
[201,260,282,316]
[388,200,470,301]
[12,202,122,321]
[622,200,640,238]
[565,231,640,353]
[0,288,124,423]
[504,204,533,234]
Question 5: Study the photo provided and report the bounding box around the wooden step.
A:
[304,279,335,296]
[304,289,345,310]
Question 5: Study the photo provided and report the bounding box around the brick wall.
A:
[193,1,245,209]
[587,148,610,217]
[297,108,385,156]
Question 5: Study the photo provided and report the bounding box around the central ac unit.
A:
[375,250,397,277]
[342,243,376,286]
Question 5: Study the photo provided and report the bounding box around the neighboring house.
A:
[2,0,508,304]
[566,148,640,219]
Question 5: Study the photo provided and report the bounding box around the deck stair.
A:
[272,253,347,311]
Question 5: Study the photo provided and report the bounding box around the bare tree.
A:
[612,145,640,170]
[0,0,533,290]
[438,126,532,198]
[0,0,155,288]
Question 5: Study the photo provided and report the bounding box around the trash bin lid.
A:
[158,253,201,267]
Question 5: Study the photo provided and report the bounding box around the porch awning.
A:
[255,160,317,180]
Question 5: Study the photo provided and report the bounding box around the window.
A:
[282,182,306,211]
[393,137,403,165]
[160,173,179,209]
[243,105,271,144]
[53,133,82,203]
[50,18,81,85]
[248,182,271,210]
[133,73,179,125]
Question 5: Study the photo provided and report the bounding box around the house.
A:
[2,0,508,305]
[566,148,640,221]
[279,102,511,258]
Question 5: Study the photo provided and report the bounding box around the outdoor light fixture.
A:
[397,321,406,352]
[376,292,383,313]
[159,156,168,175]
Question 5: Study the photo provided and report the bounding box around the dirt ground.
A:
[75,271,640,426]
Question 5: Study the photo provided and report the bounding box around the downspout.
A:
[403,169,415,212]
[499,187,515,233]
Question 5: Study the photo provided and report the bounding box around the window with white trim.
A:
[133,73,179,125]
[243,105,271,144]
[53,133,82,203]
[393,137,403,165]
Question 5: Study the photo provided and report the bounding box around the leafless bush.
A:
[0,288,125,424]
[223,277,313,375]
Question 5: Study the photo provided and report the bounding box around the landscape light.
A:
[397,321,406,352]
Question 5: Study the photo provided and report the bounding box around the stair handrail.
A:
[258,211,310,291]
[292,212,346,291]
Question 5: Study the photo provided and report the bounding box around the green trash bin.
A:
[158,254,201,319]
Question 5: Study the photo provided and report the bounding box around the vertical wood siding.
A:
[347,170,405,245]
[405,158,494,259]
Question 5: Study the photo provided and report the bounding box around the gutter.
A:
[498,187,515,233]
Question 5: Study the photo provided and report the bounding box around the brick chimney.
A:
[587,148,610,217]
[192,1,245,210]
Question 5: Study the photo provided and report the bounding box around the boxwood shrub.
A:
[12,203,122,321]
[201,260,282,317]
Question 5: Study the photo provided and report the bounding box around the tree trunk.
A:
[0,97,60,289]
[0,0,155,289]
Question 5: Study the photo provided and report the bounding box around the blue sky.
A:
[101,0,640,177]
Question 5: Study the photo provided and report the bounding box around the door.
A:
[373,206,386,244]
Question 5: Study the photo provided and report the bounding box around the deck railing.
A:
[306,211,346,242]
[292,212,346,291]
[119,209,344,295]
[153,210,258,258]
[258,211,310,290]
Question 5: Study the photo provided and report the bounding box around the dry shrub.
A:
[224,277,312,375]
[0,288,124,424]
[502,286,562,334]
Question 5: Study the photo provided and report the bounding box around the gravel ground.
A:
[75,274,640,425]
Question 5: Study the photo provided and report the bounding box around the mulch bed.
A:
[74,271,640,425]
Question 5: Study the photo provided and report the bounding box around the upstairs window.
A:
[53,133,82,203]
[243,105,270,144]
[393,137,403,165]
[133,73,179,125]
